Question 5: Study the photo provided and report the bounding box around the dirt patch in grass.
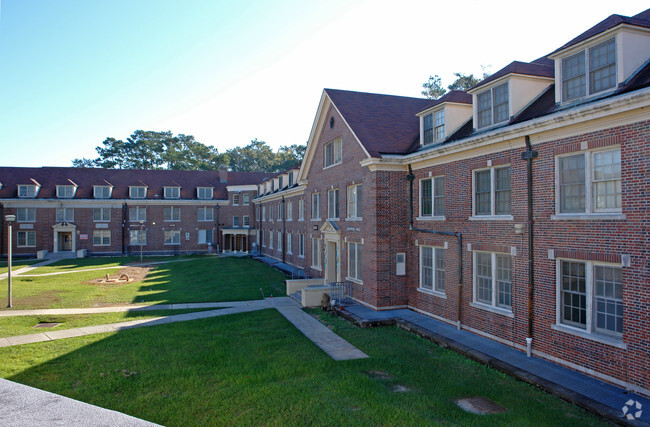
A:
[16,290,61,309]
[88,266,151,286]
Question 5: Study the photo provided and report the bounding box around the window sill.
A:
[311,218,321,222]
[298,219,304,222]
[323,163,341,170]
[550,213,626,221]
[17,246,36,248]
[346,277,363,285]
[417,288,446,298]
[197,220,213,222]
[327,217,340,221]
[469,302,514,317]
[164,243,180,246]
[551,323,626,349]
[416,216,445,221]
[469,215,514,221]
[298,255,304,258]
[345,217,362,221]
[311,266,322,271]
[164,220,181,223]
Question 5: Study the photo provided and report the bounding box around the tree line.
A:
[72,131,305,173]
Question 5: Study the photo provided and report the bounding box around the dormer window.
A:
[562,38,616,102]
[94,185,112,199]
[279,176,284,189]
[57,185,76,198]
[164,187,180,199]
[130,186,147,199]
[288,172,294,187]
[197,187,213,200]
[18,185,38,198]
[477,82,509,129]
[324,138,342,168]
[423,110,446,145]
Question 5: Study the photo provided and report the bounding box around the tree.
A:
[274,144,306,172]
[420,68,492,98]
[421,75,446,99]
[447,72,482,91]
[226,139,276,172]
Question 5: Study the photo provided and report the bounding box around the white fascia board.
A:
[226,184,258,192]
[1,199,226,208]
[253,185,305,204]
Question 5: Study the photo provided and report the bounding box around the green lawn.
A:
[0,257,286,309]
[0,309,604,426]
[0,259,40,275]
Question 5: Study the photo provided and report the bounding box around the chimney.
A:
[219,167,228,183]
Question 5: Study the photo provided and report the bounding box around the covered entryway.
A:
[320,220,341,284]
[52,223,76,254]
[221,228,255,253]
[58,232,73,251]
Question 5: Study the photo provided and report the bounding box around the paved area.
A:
[338,303,650,425]
[0,379,159,426]
[0,302,236,317]
[0,258,58,280]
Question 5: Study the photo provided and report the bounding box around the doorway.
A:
[58,232,73,251]
[325,240,338,283]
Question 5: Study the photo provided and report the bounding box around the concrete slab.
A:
[6,333,50,346]
[43,329,86,340]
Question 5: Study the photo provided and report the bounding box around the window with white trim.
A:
[312,237,321,268]
[262,230,266,247]
[269,204,274,221]
[299,234,305,257]
[474,252,512,310]
[324,138,342,167]
[17,207,36,222]
[277,231,282,251]
[94,186,112,199]
[474,166,510,216]
[17,231,36,247]
[18,185,38,198]
[286,201,293,221]
[312,193,320,220]
[164,187,180,199]
[558,260,622,337]
[93,230,111,246]
[424,110,445,145]
[287,233,293,254]
[93,208,111,222]
[56,208,74,222]
[278,203,283,221]
[347,185,362,219]
[327,189,339,219]
[233,216,240,227]
[477,82,509,128]
[298,199,305,221]
[269,231,274,249]
[420,177,444,217]
[420,246,445,293]
[164,207,181,222]
[262,206,266,222]
[129,186,147,199]
[243,215,250,227]
[197,207,214,222]
[243,193,250,205]
[347,242,363,282]
[164,230,180,245]
[557,148,621,214]
[198,229,213,244]
[56,185,76,198]
[197,187,213,200]
[423,113,433,145]
[129,207,146,222]
[233,194,240,205]
[129,229,146,245]
[561,38,616,102]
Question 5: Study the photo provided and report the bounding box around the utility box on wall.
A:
[396,253,405,276]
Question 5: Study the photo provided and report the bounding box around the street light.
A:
[5,214,16,308]
[139,220,144,264]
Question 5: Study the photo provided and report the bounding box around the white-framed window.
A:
[347,242,363,282]
[269,204,274,221]
[420,246,445,293]
[299,234,305,257]
[287,233,293,254]
[420,176,444,218]
[327,189,339,219]
[233,216,240,227]
[164,187,180,199]
[434,109,445,141]
[557,260,622,337]
[278,203,283,221]
[473,166,511,216]
[198,229,213,244]
[561,38,616,102]
[298,199,305,221]
[197,207,214,222]
[93,230,111,246]
[262,206,266,222]
[262,229,266,247]
[279,176,284,189]
[277,231,282,251]
[324,138,342,168]
[56,185,76,198]
[288,172,294,187]
[243,215,250,227]
[347,185,362,219]
[197,187,213,200]
[129,229,146,245]
[93,208,111,222]
[129,207,146,222]
[243,193,250,205]
[286,201,293,221]
[17,231,36,247]
[164,230,180,245]
[129,186,147,199]
[18,185,38,198]
[56,208,74,222]
[16,207,36,222]
[556,148,621,215]
[164,207,181,222]
[312,193,320,220]
[312,237,321,268]
[269,231,274,249]
[477,82,509,128]
[93,186,112,199]
[423,113,433,145]
[473,252,512,310]
[233,194,240,205]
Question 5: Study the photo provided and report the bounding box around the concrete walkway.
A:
[0,258,58,280]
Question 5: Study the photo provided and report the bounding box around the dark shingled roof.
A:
[471,61,554,91]
[0,167,273,200]
[549,10,650,56]
[325,89,431,157]
[418,90,472,114]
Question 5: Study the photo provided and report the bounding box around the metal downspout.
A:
[215,205,220,253]
[407,165,464,330]
[121,203,127,255]
[282,196,286,263]
[522,135,538,357]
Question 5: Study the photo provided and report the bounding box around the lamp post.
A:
[139,220,144,264]
[5,214,16,308]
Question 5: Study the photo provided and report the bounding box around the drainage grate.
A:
[34,322,61,328]
[456,397,507,415]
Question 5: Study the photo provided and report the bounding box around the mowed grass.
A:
[0,256,286,309]
[0,259,40,275]
[0,309,604,426]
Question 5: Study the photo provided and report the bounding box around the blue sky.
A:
[1,0,648,167]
